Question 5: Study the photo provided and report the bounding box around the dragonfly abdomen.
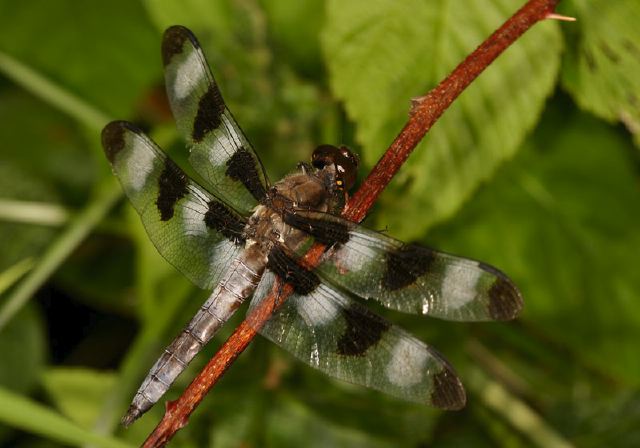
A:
[122,249,265,426]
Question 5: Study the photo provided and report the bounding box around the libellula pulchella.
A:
[102,25,523,426]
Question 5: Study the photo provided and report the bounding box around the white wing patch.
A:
[122,137,156,192]
[182,199,208,237]
[172,49,206,101]
[296,290,340,327]
[385,338,428,387]
[441,262,482,309]
[332,234,378,274]
[208,115,243,165]
[210,134,236,164]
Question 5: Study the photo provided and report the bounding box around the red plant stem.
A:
[142,0,561,446]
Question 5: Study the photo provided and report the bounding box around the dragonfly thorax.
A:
[245,168,338,255]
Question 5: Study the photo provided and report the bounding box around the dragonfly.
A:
[101,25,523,426]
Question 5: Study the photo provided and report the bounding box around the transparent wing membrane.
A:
[249,271,466,410]
[101,121,245,290]
[285,210,523,321]
[162,25,269,214]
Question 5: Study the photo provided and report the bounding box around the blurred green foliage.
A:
[0,0,639,446]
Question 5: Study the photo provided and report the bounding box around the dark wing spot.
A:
[487,277,523,321]
[162,25,194,67]
[193,84,225,143]
[266,246,320,296]
[430,366,466,410]
[101,121,129,163]
[382,243,435,291]
[336,304,390,356]
[477,262,523,320]
[226,147,267,202]
[156,158,189,221]
[283,212,352,245]
[204,200,246,245]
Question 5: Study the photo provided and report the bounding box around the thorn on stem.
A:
[546,13,577,22]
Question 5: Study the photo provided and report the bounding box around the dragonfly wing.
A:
[248,249,466,409]
[161,25,269,214]
[284,210,523,321]
[101,121,246,289]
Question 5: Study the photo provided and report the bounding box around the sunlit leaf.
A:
[323,0,561,239]
[562,0,640,147]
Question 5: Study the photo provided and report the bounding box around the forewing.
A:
[249,271,465,409]
[161,25,269,214]
[101,121,246,290]
[284,210,523,321]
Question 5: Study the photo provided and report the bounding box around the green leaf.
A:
[555,392,640,446]
[261,0,326,77]
[143,0,238,37]
[0,385,133,448]
[466,367,572,448]
[265,396,396,448]
[430,105,640,385]
[42,368,117,430]
[0,162,58,272]
[207,391,261,448]
[142,0,269,91]
[53,234,136,313]
[0,180,121,330]
[0,0,159,118]
[0,51,110,133]
[0,258,34,295]
[0,304,45,394]
[0,88,99,196]
[561,0,640,147]
[322,0,561,239]
[0,1,154,328]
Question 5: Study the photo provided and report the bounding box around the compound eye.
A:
[339,146,359,168]
[311,144,359,191]
[312,144,339,169]
[312,144,333,168]
[335,146,358,190]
